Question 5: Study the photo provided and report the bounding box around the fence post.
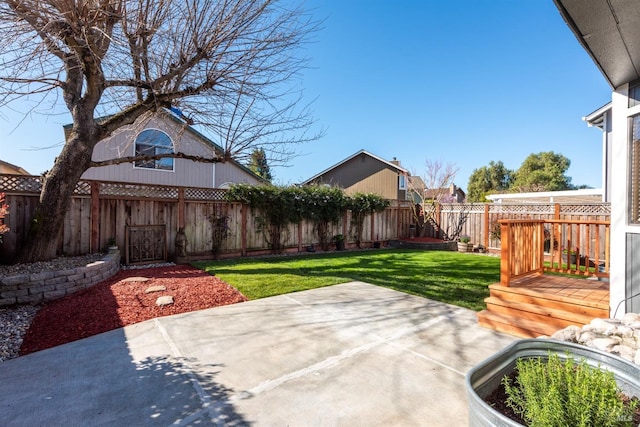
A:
[297,222,302,252]
[554,203,560,219]
[90,181,100,252]
[435,202,442,239]
[370,212,375,245]
[396,200,401,239]
[241,203,247,257]
[178,188,185,229]
[484,203,490,250]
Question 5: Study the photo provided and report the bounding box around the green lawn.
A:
[193,249,500,311]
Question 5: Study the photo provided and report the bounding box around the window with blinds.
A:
[631,115,640,224]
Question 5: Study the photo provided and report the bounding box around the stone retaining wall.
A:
[0,251,121,306]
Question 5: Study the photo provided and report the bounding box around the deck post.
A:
[500,221,511,286]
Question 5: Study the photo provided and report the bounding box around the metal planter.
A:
[465,339,640,427]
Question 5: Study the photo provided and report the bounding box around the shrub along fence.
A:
[0,175,413,264]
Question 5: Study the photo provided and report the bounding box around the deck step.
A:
[478,280,609,338]
[484,296,599,329]
[488,284,609,318]
[477,310,561,338]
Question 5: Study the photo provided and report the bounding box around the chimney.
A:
[390,157,401,166]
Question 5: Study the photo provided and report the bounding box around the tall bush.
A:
[0,192,9,243]
[299,185,348,251]
[226,184,304,253]
[348,193,389,248]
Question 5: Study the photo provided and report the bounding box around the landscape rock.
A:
[145,285,167,294]
[551,325,580,342]
[156,295,174,306]
[551,317,640,366]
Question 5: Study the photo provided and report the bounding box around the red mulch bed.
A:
[20,265,247,355]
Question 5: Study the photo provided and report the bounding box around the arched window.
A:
[134,129,174,170]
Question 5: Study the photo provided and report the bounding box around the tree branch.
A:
[90,151,223,168]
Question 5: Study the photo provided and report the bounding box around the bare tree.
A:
[0,0,319,262]
[407,159,459,239]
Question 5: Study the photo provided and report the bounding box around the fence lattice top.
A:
[0,174,227,201]
[439,202,611,216]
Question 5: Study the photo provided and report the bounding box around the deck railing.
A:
[499,219,610,286]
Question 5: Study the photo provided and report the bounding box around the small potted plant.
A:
[334,234,345,251]
[106,237,118,252]
[562,246,578,266]
[458,235,472,252]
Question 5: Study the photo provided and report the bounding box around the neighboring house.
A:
[78,109,263,188]
[554,0,640,315]
[424,184,466,203]
[486,188,604,204]
[408,175,466,204]
[0,160,30,175]
[301,150,409,200]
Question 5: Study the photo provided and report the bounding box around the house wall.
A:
[215,162,262,187]
[610,85,640,316]
[308,153,406,200]
[603,109,613,203]
[81,115,216,187]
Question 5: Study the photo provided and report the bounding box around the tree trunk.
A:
[18,134,95,262]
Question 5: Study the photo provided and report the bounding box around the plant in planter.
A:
[501,352,637,426]
[334,234,345,251]
[466,339,640,427]
[458,234,472,252]
[562,246,579,266]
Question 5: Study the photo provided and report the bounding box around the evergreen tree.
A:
[248,148,273,181]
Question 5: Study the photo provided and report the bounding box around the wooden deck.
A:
[477,273,610,338]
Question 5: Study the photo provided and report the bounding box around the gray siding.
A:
[81,113,258,188]
[625,233,640,313]
[215,162,261,186]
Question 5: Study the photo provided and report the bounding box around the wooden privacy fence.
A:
[426,202,611,255]
[0,175,413,263]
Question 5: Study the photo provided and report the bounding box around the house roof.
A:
[0,159,30,175]
[583,102,611,129]
[554,0,640,89]
[486,188,603,204]
[301,149,408,185]
[407,175,426,190]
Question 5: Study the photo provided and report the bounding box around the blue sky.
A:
[0,1,612,192]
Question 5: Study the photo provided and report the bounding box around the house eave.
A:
[554,0,640,90]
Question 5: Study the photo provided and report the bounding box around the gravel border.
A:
[0,305,40,363]
[0,255,183,363]
[0,253,111,364]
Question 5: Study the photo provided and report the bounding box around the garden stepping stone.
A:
[156,295,174,306]
[144,285,166,294]
[121,277,150,283]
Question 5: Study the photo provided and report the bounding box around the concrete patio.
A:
[0,282,516,426]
